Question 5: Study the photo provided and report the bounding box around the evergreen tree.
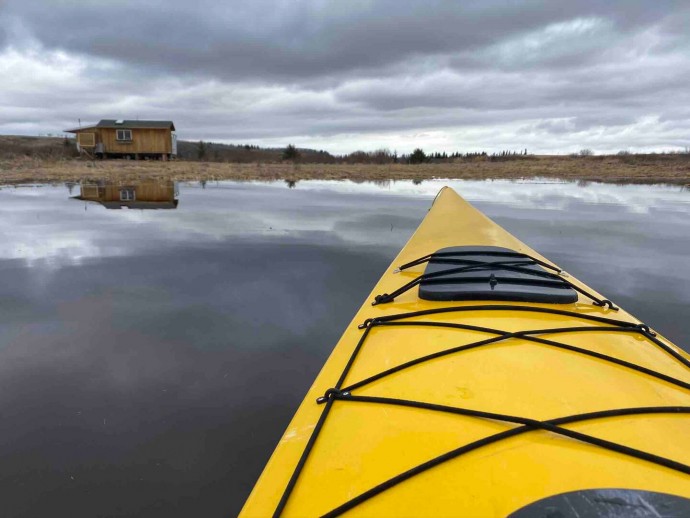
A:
[197,140,207,160]
[283,144,300,161]
[409,148,427,164]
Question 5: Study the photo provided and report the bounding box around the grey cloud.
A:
[1,0,690,153]
[534,114,637,135]
[4,0,687,83]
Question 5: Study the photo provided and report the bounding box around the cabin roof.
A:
[99,200,179,210]
[64,125,98,133]
[97,120,176,130]
[71,197,179,209]
[64,120,176,132]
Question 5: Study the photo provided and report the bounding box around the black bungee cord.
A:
[372,250,618,310]
[272,306,689,516]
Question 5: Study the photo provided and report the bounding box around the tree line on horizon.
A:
[1,135,688,162]
[183,140,538,164]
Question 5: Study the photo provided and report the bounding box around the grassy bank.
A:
[1,154,689,186]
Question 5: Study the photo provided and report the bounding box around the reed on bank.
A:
[1,153,689,186]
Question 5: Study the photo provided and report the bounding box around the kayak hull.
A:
[241,187,690,517]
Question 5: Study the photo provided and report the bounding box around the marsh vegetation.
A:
[1,136,688,186]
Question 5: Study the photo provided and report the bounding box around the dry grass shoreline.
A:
[1,155,689,186]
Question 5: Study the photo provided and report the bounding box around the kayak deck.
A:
[241,187,690,517]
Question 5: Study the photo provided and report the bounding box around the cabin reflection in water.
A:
[73,180,179,209]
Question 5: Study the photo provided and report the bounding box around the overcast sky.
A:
[1,1,689,154]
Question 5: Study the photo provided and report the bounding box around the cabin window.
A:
[77,133,96,147]
[116,129,132,141]
[120,188,136,201]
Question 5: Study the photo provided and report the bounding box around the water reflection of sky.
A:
[0,179,688,516]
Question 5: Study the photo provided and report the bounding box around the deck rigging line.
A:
[272,305,690,517]
[373,251,618,310]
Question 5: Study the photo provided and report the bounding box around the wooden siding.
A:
[73,127,172,154]
[98,127,172,154]
[80,181,176,202]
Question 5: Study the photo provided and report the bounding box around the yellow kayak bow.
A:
[241,187,690,517]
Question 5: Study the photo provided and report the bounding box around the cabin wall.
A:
[81,181,176,202]
[98,128,172,154]
[102,182,175,201]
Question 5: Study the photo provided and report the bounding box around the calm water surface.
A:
[0,179,688,517]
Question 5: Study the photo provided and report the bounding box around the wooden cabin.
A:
[72,180,179,209]
[65,120,177,160]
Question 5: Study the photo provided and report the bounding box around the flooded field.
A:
[0,179,688,516]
